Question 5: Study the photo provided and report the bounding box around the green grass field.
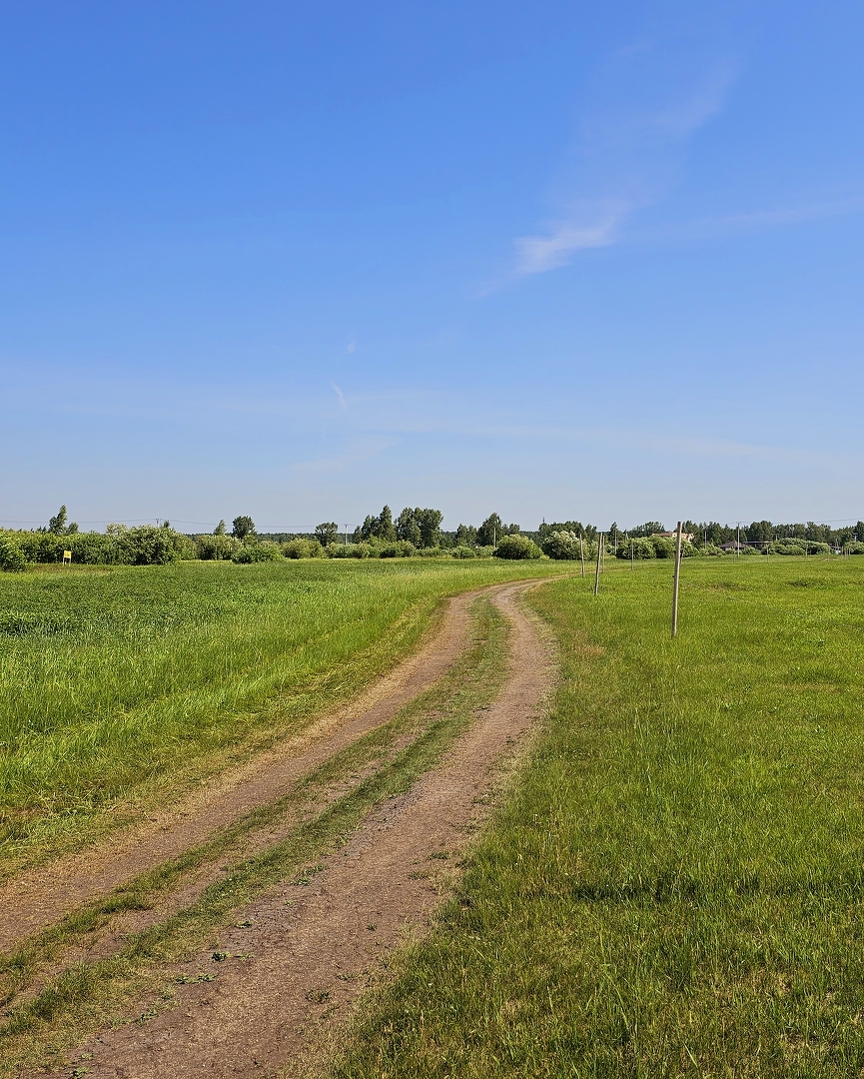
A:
[7,553,864,1075]
[0,559,566,876]
[328,556,864,1078]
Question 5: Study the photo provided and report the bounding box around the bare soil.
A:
[40,581,555,1079]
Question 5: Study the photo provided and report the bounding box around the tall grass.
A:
[0,559,564,872]
[329,557,864,1078]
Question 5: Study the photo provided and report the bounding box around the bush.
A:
[326,542,369,559]
[233,541,284,563]
[196,534,241,561]
[111,525,182,565]
[766,541,804,556]
[651,536,676,559]
[281,538,323,560]
[417,546,447,558]
[451,545,477,559]
[377,541,416,559]
[541,530,582,561]
[493,534,542,560]
[616,537,656,560]
[174,534,198,560]
[1,526,191,567]
[68,533,123,564]
[0,538,27,572]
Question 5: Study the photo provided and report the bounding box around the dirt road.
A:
[22,580,556,1078]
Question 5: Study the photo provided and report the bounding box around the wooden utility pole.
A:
[580,536,585,577]
[672,520,683,638]
[594,533,603,596]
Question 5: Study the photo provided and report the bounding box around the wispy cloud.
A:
[330,380,348,412]
[510,53,738,278]
[345,341,356,354]
[513,214,620,275]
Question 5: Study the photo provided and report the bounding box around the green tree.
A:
[232,515,255,541]
[48,505,70,535]
[214,519,226,535]
[416,508,443,548]
[746,520,774,543]
[395,508,422,546]
[629,521,665,538]
[314,522,340,547]
[477,513,503,547]
[538,520,585,541]
[454,523,478,547]
[377,505,396,541]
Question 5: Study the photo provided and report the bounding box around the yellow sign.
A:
[62,550,72,565]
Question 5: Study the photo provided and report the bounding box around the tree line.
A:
[3,505,864,572]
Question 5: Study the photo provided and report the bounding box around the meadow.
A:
[0,558,567,876]
[327,555,864,1077]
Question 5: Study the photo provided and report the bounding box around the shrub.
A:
[767,541,806,556]
[494,534,542,560]
[196,534,241,561]
[0,538,27,572]
[542,530,582,561]
[233,541,283,563]
[451,545,476,559]
[377,541,416,559]
[417,547,447,558]
[69,532,123,564]
[617,537,656,560]
[651,536,676,559]
[174,534,198,560]
[326,542,369,559]
[281,538,323,560]
[101,524,182,565]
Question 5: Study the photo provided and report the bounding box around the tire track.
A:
[0,584,506,953]
[53,581,555,1079]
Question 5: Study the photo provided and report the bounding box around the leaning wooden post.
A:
[671,520,683,638]
[594,533,603,596]
[580,536,585,577]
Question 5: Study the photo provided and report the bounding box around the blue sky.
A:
[2,1,863,533]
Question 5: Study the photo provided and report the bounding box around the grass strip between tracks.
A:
[0,596,509,1077]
